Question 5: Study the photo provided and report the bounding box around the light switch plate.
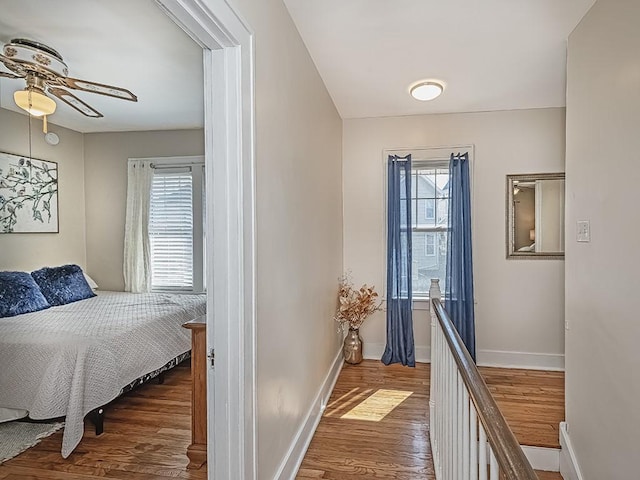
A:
[577,220,590,242]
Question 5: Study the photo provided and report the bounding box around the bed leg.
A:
[158,372,165,384]
[89,407,104,436]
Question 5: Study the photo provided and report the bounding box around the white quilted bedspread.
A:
[0,291,205,458]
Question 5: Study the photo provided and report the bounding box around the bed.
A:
[0,290,206,458]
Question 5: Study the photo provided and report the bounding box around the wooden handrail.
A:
[431,298,538,480]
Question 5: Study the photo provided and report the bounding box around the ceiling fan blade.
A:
[60,77,137,102]
[0,53,27,77]
[0,71,22,79]
[48,87,103,118]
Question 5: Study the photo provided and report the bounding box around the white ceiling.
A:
[283,0,596,118]
[0,1,597,131]
[0,0,203,133]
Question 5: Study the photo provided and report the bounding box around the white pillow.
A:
[83,272,99,290]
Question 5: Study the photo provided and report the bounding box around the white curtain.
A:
[123,160,154,292]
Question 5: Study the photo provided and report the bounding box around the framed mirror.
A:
[506,173,565,259]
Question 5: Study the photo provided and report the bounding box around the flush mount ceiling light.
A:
[409,81,445,101]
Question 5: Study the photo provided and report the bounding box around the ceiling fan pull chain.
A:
[43,115,48,134]
[28,110,32,163]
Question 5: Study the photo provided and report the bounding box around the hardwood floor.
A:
[0,359,564,480]
[536,472,564,480]
[298,361,433,479]
[0,361,206,480]
[297,360,564,480]
[480,366,565,449]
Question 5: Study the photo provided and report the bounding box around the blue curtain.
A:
[445,153,476,360]
[382,154,415,367]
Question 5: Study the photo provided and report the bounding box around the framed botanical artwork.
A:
[0,151,59,233]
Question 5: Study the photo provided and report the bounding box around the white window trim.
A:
[382,145,475,309]
[130,155,205,293]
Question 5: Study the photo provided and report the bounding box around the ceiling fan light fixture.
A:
[409,80,445,101]
[2,38,137,120]
[14,88,56,117]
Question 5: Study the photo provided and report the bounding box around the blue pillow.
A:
[0,271,51,318]
[31,264,96,306]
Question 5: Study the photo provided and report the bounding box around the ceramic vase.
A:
[429,278,441,303]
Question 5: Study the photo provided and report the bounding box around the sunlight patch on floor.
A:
[340,389,413,422]
[325,388,374,417]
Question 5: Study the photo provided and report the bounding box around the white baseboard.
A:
[363,343,564,370]
[560,422,584,480]
[521,445,559,472]
[363,342,431,363]
[461,442,559,472]
[274,347,344,480]
[476,349,565,371]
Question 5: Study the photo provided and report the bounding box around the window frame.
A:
[383,146,475,309]
[131,155,205,293]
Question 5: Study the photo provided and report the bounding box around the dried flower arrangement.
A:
[334,273,383,331]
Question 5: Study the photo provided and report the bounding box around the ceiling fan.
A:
[0,38,137,120]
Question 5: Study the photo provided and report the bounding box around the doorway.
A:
[155,1,256,478]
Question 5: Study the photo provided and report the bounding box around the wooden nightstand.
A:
[182,316,207,469]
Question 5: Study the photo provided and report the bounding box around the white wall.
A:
[564,0,640,477]
[83,129,203,291]
[226,0,344,478]
[343,108,566,368]
[0,108,87,271]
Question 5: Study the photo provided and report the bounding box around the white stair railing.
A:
[428,280,537,480]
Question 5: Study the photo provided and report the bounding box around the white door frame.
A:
[155,1,256,479]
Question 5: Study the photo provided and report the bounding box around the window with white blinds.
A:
[147,159,207,293]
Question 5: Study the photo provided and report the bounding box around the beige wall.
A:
[343,108,566,366]
[83,129,204,291]
[565,0,640,477]
[0,108,86,271]
[227,0,344,477]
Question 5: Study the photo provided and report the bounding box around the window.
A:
[148,158,205,292]
[425,200,435,221]
[386,146,472,300]
[411,163,450,297]
[425,233,436,256]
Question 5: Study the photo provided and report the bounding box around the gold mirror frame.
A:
[506,173,565,260]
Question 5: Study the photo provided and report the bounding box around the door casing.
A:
[155,1,256,479]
